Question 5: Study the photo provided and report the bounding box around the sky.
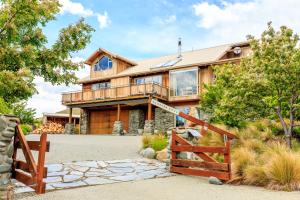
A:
[28,0,300,117]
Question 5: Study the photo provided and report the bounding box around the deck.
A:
[62,83,168,105]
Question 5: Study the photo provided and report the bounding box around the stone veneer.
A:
[154,107,175,133]
[112,121,124,135]
[143,120,154,135]
[128,109,145,135]
[80,109,89,135]
[64,123,75,134]
[0,115,17,199]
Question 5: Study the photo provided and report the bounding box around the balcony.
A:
[62,83,168,105]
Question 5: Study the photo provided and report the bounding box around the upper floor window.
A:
[170,68,198,97]
[94,56,113,71]
[134,75,162,85]
[92,82,111,90]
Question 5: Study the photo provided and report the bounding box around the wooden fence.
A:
[12,125,50,194]
[170,112,236,181]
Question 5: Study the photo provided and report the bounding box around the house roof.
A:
[43,108,81,118]
[84,48,137,66]
[79,42,248,83]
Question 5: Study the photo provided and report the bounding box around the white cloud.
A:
[193,0,300,44]
[59,0,94,16]
[97,12,110,29]
[27,57,89,117]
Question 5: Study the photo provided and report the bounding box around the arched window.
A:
[94,56,113,71]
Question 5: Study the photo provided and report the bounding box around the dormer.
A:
[84,48,137,79]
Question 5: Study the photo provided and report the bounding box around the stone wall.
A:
[0,115,17,199]
[64,123,75,134]
[112,121,124,135]
[80,109,89,135]
[128,109,145,135]
[154,107,175,133]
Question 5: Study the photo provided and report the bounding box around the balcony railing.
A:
[62,83,168,104]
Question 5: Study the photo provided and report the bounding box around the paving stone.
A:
[46,184,55,190]
[63,175,82,183]
[14,187,34,194]
[70,171,84,176]
[138,169,166,179]
[110,174,139,181]
[44,176,62,183]
[85,171,104,177]
[47,171,69,177]
[110,162,137,168]
[72,161,98,168]
[135,165,158,172]
[107,167,134,173]
[107,159,132,164]
[51,181,87,189]
[89,168,110,173]
[84,177,117,185]
[46,164,63,172]
[97,161,108,168]
[69,165,89,172]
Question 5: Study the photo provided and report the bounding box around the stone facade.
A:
[80,109,89,135]
[0,115,17,199]
[112,121,124,135]
[128,109,145,135]
[143,120,154,135]
[154,107,175,133]
[64,123,75,135]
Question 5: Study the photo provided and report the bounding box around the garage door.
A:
[89,109,129,134]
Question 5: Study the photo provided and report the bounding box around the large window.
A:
[94,56,113,71]
[134,75,162,85]
[170,68,198,96]
[92,82,111,90]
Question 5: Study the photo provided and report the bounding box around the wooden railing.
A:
[62,83,168,104]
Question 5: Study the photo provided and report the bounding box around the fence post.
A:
[35,132,47,194]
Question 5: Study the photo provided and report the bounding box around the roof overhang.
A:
[84,48,137,66]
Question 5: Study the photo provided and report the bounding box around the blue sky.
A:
[28,0,300,116]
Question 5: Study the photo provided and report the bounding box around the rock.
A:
[51,181,87,189]
[64,123,75,134]
[208,176,223,185]
[110,174,139,181]
[112,121,124,135]
[63,175,82,183]
[141,147,155,159]
[156,148,168,161]
[84,177,117,185]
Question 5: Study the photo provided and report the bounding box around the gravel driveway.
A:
[20,134,142,164]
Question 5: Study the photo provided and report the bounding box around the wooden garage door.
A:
[89,109,129,134]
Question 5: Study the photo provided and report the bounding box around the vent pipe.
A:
[177,37,182,58]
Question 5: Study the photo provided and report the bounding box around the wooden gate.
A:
[12,124,50,194]
[170,112,236,181]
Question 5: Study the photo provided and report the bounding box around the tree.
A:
[0,0,94,106]
[200,23,300,148]
[12,101,36,124]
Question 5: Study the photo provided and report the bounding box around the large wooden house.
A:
[62,41,250,135]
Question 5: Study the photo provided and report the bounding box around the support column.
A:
[112,104,124,135]
[80,109,89,135]
[65,108,75,134]
[144,96,154,135]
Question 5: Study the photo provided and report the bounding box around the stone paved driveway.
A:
[14,159,173,194]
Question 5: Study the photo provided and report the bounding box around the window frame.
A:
[134,75,162,85]
[169,67,199,97]
[94,56,113,71]
[91,81,111,91]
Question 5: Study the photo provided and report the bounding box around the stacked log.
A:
[32,122,64,134]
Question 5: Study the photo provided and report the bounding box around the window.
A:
[94,56,113,71]
[134,75,162,85]
[92,82,111,90]
[170,68,198,97]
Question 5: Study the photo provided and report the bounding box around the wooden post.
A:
[117,104,121,121]
[147,96,152,120]
[68,108,72,123]
[36,132,47,194]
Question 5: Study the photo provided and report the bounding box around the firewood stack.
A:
[32,122,65,134]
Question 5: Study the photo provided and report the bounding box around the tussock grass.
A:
[142,134,168,151]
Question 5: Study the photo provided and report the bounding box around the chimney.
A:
[177,37,182,58]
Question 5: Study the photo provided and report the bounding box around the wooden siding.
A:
[111,77,130,87]
[90,52,132,79]
[89,109,129,134]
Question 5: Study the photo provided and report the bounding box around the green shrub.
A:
[20,124,32,135]
[142,134,168,151]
